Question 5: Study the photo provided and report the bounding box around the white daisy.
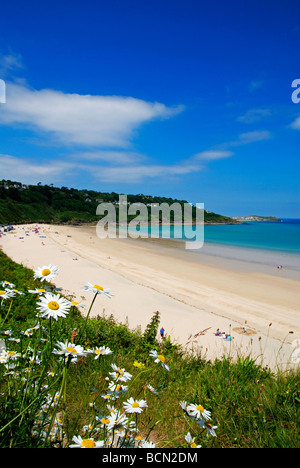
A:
[147,384,158,394]
[139,440,156,448]
[149,350,170,371]
[197,419,217,437]
[0,289,16,300]
[109,364,132,382]
[185,432,202,448]
[83,282,113,298]
[34,264,59,283]
[187,403,211,421]
[52,340,87,358]
[87,346,113,359]
[28,288,48,295]
[36,292,71,320]
[123,397,148,414]
[1,281,15,288]
[69,435,104,448]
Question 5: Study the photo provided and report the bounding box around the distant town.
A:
[231,215,280,222]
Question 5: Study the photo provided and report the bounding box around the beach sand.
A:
[1,223,299,371]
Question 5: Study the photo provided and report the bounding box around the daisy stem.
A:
[49,316,53,350]
[80,293,97,342]
[0,300,13,332]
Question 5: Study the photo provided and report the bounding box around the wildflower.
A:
[139,440,156,448]
[53,340,87,359]
[69,435,104,448]
[185,432,201,448]
[106,381,128,399]
[149,350,169,371]
[123,397,148,414]
[187,403,211,421]
[109,364,132,382]
[133,360,145,369]
[70,300,85,308]
[34,264,59,282]
[0,289,15,300]
[197,419,217,437]
[147,384,158,394]
[83,282,113,298]
[1,281,15,288]
[36,292,71,320]
[3,350,21,361]
[87,346,113,359]
[28,288,48,295]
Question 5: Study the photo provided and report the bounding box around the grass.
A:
[0,248,299,448]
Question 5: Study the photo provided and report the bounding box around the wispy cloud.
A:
[0,154,77,184]
[0,52,23,77]
[0,153,203,185]
[0,82,183,148]
[290,115,300,130]
[237,108,272,123]
[248,80,263,92]
[193,150,234,161]
[220,130,272,148]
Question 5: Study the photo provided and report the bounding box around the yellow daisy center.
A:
[7,351,16,356]
[81,439,96,448]
[93,284,103,290]
[48,301,59,310]
[42,268,51,276]
[132,402,140,408]
[66,347,77,353]
[158,354,165,362]
[101,417,110,425]
[196,405,204,413]
[38,289,46,293]
[191,442,197,448]
[0,290,5,295]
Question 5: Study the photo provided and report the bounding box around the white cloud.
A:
[193,150,234,161]
[90,162,204,184]
[224,130,272,147]
[0,154,78,185]
[237,108,272,123]
[0,52,23,77]
[0,153,204,185]
[290,115,300,130]
[0,82,183,147]
[70,150,147,164]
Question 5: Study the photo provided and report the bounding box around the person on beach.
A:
[160,327,165,339]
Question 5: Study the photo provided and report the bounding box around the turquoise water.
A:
[126,219,300,256]
[202,219,300,255]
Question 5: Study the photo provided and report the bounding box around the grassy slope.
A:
[0,249,299,448]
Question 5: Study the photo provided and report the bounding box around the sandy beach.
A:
[1,223,299,371]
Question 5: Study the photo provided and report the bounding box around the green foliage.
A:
[0,249,299,448]
[143,310,160,344]
[0,179,233,225]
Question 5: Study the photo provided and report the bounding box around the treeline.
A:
[0,179,233,225]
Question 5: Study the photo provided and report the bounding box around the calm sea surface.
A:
[127,219,300,256]
[202,219,300,255]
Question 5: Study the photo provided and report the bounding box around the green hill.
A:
[0,179,235,225]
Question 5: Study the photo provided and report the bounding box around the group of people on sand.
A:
[215,329,232,341]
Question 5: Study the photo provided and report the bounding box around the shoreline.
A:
[0,223,299,371]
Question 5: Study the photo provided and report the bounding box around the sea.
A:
[202,219,300,256]
[125,218,300,273]
[128,219,300,254]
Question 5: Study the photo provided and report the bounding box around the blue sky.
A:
[0,0,299,217]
